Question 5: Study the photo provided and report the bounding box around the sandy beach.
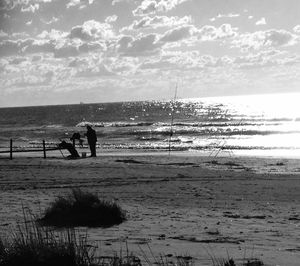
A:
[0,152,299,265]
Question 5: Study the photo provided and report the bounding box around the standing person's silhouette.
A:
[85,125,97,157]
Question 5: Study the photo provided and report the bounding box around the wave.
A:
[128,128,300,137]
[45,124,64,128]
[76,120,283,128]
[76,121,105,127]
[136,136,163,141]
[76,121,153,127]
[99,142,298,151]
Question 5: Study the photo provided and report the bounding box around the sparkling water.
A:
[1,92,300,158]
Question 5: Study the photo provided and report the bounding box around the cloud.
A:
[3,13,10,19]
[232,29,297,51]
[10,71,55,88]
[0,39,32,57]
[67,0,94,9]
[112,0,133,5]
[105,15,118,23]
[159,25,196,43]
[234,50,278,69]
[41,16,59,25]
[122,15,191,31]
[23,39,55,54]
[0,30,8,39]
[140,51,199,70]
[293,25,300,34]
[38,29,68,41]
[76,64,114,77]
[54,45,79,58]
[78,42,104,53]
[1,0,53,11]
[117,34,161,56]
[11,32,30,39]
[210,13,240,22]
[10,57,27,64]
[218,13,240,18]
[233,50,300,69]
[21,3,39,12]
[255,17,266,26]
[0,23,107,58]
[32,55,42,61]
[198,24,237,41]
[133,0,188,16]
[139,51,234,72]
[108,57,139,74]
[265,30,296,46]
[68,58,89,68]
[69,20,114,41]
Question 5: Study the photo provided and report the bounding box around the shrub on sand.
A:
[38,189,126,228]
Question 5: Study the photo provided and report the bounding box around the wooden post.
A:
[43,140,46,159]
[10,139,13,160]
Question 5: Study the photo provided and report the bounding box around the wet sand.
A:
[0,153,299,265]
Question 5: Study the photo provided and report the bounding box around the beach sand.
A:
[0,152,299,265]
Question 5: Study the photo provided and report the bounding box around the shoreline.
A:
[2,147,300,162]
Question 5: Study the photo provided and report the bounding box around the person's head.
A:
[86,125,92,131]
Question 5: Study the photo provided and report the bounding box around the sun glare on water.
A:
[199,92,300,120]
[185,92,300,157]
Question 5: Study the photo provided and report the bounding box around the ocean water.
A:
[1,92,300,158]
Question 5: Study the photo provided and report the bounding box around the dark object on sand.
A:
[243,258,264,266]
[38,189,126,228]
[70,132,84,147]
[58,141,80,158]
[85,126,97,157]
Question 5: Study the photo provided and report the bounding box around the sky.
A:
[0,0,300,107]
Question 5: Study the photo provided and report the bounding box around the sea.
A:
[1,92,300,158]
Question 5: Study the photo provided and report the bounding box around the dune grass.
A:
[0,218,141,266]
[1,189,266,266]
[0,219,96,266]
[38,189,126,228]
[0,220,265,266]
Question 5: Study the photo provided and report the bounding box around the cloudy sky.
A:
[0,0,300,107]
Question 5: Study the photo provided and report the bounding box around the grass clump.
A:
[0,221,96,266]
[38,189,126,228]
[0,217,141,266]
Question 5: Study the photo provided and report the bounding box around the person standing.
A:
[85,125,97,157]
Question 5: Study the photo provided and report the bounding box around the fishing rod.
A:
[57,138,66,158]
[209,112,243,158]
[168,81,178,156]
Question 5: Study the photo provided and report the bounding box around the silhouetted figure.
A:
[58,141,80,158]
[70,132,84,147]
[85,125,97,157]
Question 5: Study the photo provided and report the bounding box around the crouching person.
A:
[58,141,80,159]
